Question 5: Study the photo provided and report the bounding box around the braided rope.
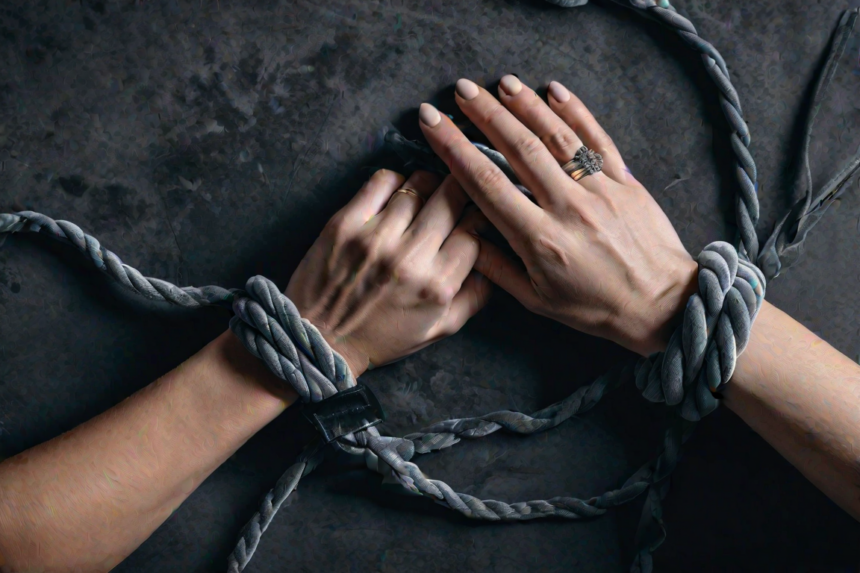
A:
[0,208,761,571]
[622,0,761,262]
[389,0,761,262]
[1,2,857,572]
[0,212,238,307]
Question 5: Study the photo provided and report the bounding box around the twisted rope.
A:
[0,211,238,307]
[389,0,762,262]
[0,207,761,571]
[2,2,858,572]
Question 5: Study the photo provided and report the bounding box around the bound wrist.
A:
[211,330,299,407]
[313,328,369,380]
[622,257,699,357]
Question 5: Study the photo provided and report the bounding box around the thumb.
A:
[472,234,539,311]
[457,207,540,312]
[429,271,493,339]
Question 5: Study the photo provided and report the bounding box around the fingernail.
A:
[455,78,480,101]
[419,103,441,127]
[499,74,522,96]
[548,81,571,103]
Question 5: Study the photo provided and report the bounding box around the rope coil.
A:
[2,2,859,572]
[0,208,763,572]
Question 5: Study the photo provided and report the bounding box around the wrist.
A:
[313,329,370,379]
[622,256,699,357]
[207,330,299,409]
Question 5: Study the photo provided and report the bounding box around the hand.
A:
[285,168,492,378]
[418,76,698,357]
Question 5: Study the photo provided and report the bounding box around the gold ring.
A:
[388,187,426,207]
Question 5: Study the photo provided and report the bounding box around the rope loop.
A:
[2,2,857,572]
[636,241,765,421]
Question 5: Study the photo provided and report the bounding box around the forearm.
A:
[0,331,296,572]
[723,300,860,521]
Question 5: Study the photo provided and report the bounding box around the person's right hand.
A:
[285,168,491,379]
[418,76,699,357]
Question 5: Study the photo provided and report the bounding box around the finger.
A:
[427,271,492,340]
[473,234,540,311]
[496,74,616,191]
[418,102,543,253]
[433,207,486,288]
[451,78,584,209]
[307,170,423,323]
[324,171,439,326]
[406,174,470,253]
[547,81,632,186]
[335,168,406,231]
[375,169,440,237]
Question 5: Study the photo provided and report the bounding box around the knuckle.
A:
[372,167,403,182]
[543,127,581,158]
[419,277,455,306]
[349,231,383,261]
[322,212,349,244]
[473,164,508,195]
[512,134,545,162]
[389,257,415,285]
[570,99,589,120]
[480,102,507,127]
[370,168,405,190]
[447,139,475,173]
[481,253,507,286]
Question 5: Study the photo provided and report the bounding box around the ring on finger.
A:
[560,146,604,181]
[387,187,426,207]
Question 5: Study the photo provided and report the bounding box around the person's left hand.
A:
[417,76,698,357]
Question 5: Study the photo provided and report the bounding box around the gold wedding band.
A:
[388,187,426,207]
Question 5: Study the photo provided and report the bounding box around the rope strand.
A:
[2,3,858,573]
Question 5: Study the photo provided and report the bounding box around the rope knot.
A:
[636,241,766,421]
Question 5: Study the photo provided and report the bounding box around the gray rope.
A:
[0,209,761,572]
[389,0,762,263]
[383,5,857,567]
[2,2,858,572]
[0,211,238,307]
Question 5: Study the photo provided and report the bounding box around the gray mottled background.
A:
[2,0,860,571]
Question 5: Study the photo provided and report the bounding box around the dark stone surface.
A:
[2,0,860,571]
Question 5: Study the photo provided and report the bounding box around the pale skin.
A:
[0,75,857,571]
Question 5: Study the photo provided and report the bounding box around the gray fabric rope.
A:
[2,2,859,572]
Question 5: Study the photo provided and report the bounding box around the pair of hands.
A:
[286,75,698,378]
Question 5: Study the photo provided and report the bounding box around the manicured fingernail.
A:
[548,81,571,103]
[499,74,522,96]
[455,78,479,100]
[419,103,441,127]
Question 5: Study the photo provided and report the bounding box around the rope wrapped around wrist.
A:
[1,209,764,573]
[637,243,766,421]
[2,1,856,571]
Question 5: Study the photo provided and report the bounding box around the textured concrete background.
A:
[2,0,860,571]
